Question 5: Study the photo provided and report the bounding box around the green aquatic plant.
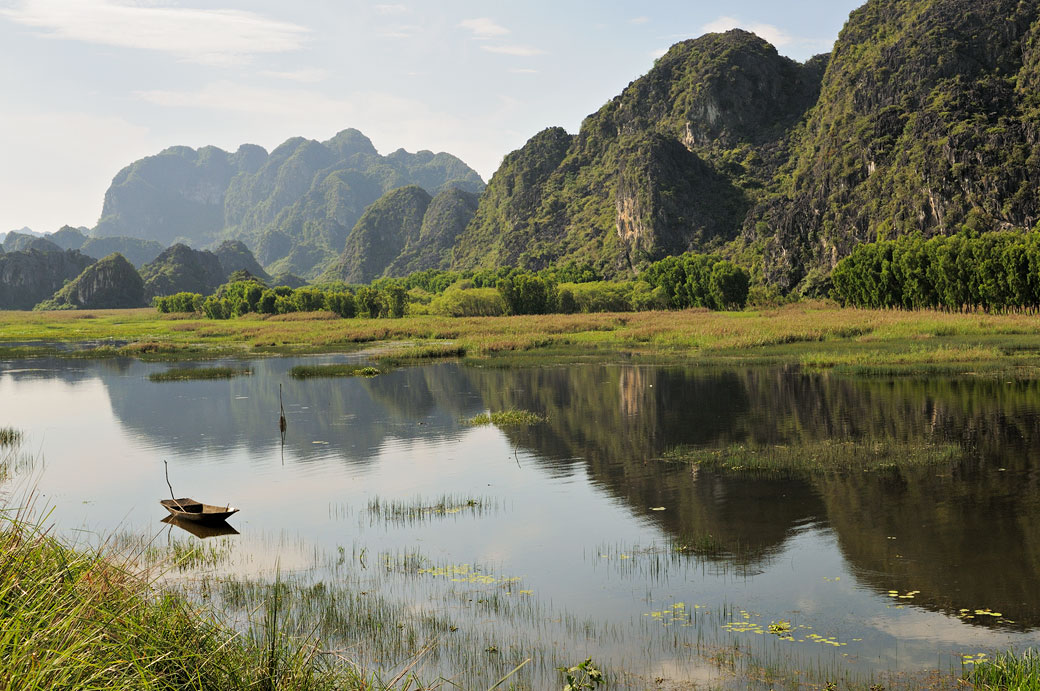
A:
[467,410,547,427]
[290,364,380,379]
[148,366,252,382]
[662,439,963,475]
[966,648,1040,690]
[366,495,492,525]
[0,427,22,447]
[559,658,604,691]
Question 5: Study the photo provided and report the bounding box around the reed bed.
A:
[0,427,21,447]
[966,648,1040,689]
[0,508,358,690]
[148,366,252,382]
[290,364,380,379]
[466,410,546,427]
[662,439,964,475]
[366,495,494,526]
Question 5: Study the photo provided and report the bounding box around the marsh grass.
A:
[149,366,253,382]
[467,410,547,427]
[8,304,1040,373]
[662,439,964,475]
[290,364,381,379]
[378,343,466,367]
[0,427,21,447]
[0,507,358,690]
[967,649,1040,690]
[366,495,494,526]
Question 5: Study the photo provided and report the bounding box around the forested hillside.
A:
[79,0,1040,295]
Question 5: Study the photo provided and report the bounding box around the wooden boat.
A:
[160,498,239,524]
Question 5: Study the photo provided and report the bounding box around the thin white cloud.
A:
[509,68,539,74]
[259,68,329,84]
[699,15,833,56]
[459,17,509,39]
[630,16,650,25]
[373,3,407,15]
[0,0,308,66]
[481,44,545,57]
[650,47,668,60]
[701,15,793,47]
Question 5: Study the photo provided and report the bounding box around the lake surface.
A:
[2,355,1039,688]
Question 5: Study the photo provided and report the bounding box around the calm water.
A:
[2,355,1040,687]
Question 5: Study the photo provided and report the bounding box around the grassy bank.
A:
[0,507,359,690]
[4,304,1040,374]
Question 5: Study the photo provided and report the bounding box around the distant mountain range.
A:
[8,0,1040,301]
[93,130,485,279]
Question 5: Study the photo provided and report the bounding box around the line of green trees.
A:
[831,231,1040,311]
[154,254,751,320]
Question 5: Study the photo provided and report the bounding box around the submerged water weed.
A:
[366,495,493,526]
[148,366,252,382]
[662,439,963,474]
[0,427,22,447]
[466,410,547,427]
[290,364,380,379]
[966,648,1040,689]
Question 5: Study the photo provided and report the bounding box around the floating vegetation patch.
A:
[148,366,252,382]
[366,495,494,526]
[643,602,707,627]
[662,439,963,474]
[466,410,547,427]
[289,364,380,379]
[415,563,524,589]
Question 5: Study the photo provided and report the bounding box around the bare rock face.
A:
[36,253,145,310]
[452,30,823,277]
[0,249,96,309]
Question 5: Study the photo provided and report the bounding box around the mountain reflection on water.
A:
[4,356,1040,635]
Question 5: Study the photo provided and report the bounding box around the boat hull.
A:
[160,498,239,525]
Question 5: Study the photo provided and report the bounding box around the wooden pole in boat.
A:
[164,460,176,501]
[164,460,184,511]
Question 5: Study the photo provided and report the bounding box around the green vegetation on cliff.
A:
[0,249,96,310]
[452,30,824,277]
[139,244,226,298]
[35,253,145,310]
[752,0,1040,290]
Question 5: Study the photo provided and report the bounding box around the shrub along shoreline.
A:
[153,252,750,321]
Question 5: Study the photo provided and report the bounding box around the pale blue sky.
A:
[0,0,863,234]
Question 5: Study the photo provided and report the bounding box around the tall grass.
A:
[967,649,1040,689]
[0,506,384,690]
